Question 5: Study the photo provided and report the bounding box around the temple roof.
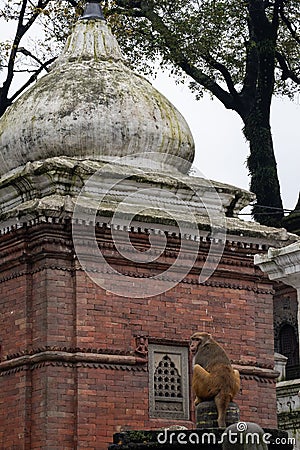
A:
[0,2,195,176]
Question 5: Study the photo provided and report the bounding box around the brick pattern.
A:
[0,371,28,449]
[0,223,278,448]
[30,366,76,449]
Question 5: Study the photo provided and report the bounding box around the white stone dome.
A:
[0,10,195,176]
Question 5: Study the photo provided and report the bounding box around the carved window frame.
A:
[148,344,189,420]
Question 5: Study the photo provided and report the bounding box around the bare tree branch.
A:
[204,53,240,100]
[0,0,52,115]
[17,47,52,72]
[9,56,56,104]
[276,51,300,84]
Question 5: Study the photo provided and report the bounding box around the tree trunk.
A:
[241,2,283,227]
[243,106,284,227]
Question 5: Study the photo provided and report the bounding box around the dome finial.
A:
[80,1,105,21]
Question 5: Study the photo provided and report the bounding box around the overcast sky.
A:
[0,12,299,214]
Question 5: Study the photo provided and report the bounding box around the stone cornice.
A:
[0,263,274,293]
[0,157,296,248]
[0,348,277,383]
[255,241,300,289]
[0,212,294,248]
[0,157,252,216]
[277,378,300,395]
[0,349,147,376]
[0,221,280,292]
[233,364,279,380]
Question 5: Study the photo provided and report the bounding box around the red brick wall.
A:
[0,223,278,449]
[0,371,28,448]
[30,366,77,448]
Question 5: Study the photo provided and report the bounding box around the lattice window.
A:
[154,355,182,399]
[149,345,189,420]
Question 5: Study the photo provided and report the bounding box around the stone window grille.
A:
[148,344,189,420]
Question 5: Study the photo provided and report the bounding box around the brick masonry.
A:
[0,221,279,449]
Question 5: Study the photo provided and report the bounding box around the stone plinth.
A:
[196,400,240,429]
[277,379,300,450]
[108,429,294,449]
[274,353,288,382]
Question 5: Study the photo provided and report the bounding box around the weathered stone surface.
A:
[277,379,300,450]
[0,156,297,250]
[107,428,294,449]
[222,423,268,449]
[255,241,300,289]
[274,353,288,382]
[0,19,194,176]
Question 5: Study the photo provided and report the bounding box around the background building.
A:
[256,240,300,448]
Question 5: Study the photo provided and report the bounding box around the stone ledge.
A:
[0,350,147,374]
[108,428,294,449]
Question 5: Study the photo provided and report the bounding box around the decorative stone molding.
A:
[1,347,277,379]
[233,364,279,381]
[5,345,138,361]
[1,362,147,377]
[275,353,288,381]
[0,349,147,375]
[0,157,296,252]
[255,241,300,289]
[0,262,274,293]
[277,379,300,413]
[277,378,300,448]
[134,336,149,358]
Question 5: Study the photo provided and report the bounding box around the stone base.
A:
[108,428,294,449]
[196,400,240,429]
